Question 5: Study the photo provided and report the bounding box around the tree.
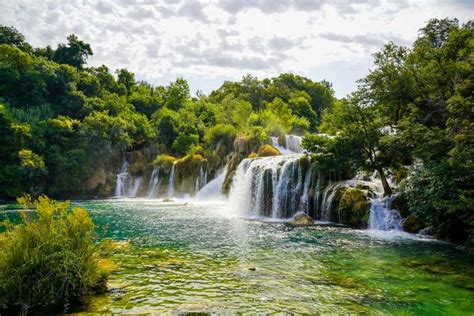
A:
[116,68,135,94]
[163,78,190,110]
[0,25,32,53]
[53,34,93,69]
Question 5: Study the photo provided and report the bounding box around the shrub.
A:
[172,132,199,156]
[203,124,236,149]
[152,154,177,169]
[257,144,280,157]
[0,195,108,313]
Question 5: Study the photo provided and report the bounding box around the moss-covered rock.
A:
[337,187,371,228]
[84,168,107,192]
[222,154,241,194]
[278,134,286,148]
[175,154,205,194]
[234,137,250,155]
[292,212,313,225]
[257,144,280,157]
[403,215,426,233]
[248,152,257,159]
[152,154,177,170]
[128,151,147,176]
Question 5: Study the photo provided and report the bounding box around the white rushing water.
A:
[167,162,176,198]
[195,163,208,193]
[196,168,226,200]
[368,196,403,231]
[229,154,308,218]
[128,176,143,198]
[229,135,308,218]
[271,135,304,156]
[147,167,160,198]
[115,160,129,197]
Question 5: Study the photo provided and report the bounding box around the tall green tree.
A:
[53,34,93,69]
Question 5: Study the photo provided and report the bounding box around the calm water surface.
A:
[1,199,473,314]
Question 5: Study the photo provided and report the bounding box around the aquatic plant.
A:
[0,196,109,313]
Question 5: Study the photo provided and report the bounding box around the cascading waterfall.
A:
[195,163,208,193]
[127,176,143,197]
[147,167,161,198]
[229,154,308,218]
[167,162,176,197]
[320,180,356,221]
[317,172,403,231]
[271,135,304,156]
[115,160,129,197]
[285,135,304,153]
[299,162,312,214]
[368,196,403,231]
[196,168,226,199]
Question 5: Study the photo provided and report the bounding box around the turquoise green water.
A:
[1,199,473,314]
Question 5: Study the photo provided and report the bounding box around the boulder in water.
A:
[337,187,370,228]
[292,212,313,225]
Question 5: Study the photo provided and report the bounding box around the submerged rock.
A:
[292,212,314,225]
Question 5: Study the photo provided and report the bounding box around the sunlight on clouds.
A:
[0,0,471,97]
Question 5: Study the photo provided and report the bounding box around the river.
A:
[3,198,472,314]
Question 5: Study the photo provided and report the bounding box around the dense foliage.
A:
[303,18,473,246]
[0,25,334,199]
[0,196,108,312]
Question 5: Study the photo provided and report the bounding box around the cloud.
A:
[0,0,469,96]
[218,0,382,15]
[319,32,411,49]
[268,37,302,50]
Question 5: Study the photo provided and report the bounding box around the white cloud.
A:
[0,0,471,97]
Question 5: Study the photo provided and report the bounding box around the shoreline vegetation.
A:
[0,196,111,313]
[0,16,473,314]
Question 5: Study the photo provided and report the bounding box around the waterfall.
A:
[167,162,176,197]
[196,168,226,199]
[229,154,308,218]
[195,163,208,193]
[147,167,160,198]
[115,160,129,197]
[271,135,304,156]
[320,181,355,221]
[299,161,312,214]
[127,176,143,197]
[285,135,303,153]
[314,171,321,217]
[368,197,403,231]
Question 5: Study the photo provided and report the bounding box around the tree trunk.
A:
[377,167,392,196]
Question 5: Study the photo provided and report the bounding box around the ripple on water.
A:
[1,199,473,314]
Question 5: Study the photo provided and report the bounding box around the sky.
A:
[1,1,472,98]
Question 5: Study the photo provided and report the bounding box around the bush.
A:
[203,124,236,149]
[0,196,108,313]
[152,154,177,169]
[257,144,280,157]
[172,132,199,156]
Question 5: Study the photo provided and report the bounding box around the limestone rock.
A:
[292,212,313,225]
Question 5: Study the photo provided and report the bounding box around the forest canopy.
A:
[0,25,334,198]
